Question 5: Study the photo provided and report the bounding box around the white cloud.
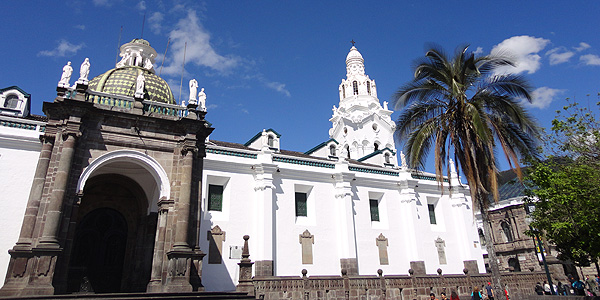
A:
[74,24,85,30]
[546,47,574,65]
[265,81,291,97]
[491,35,550,74]
[528,87,564,109]
[574,42,591,52]
[93,0,113,7]
[38,39,85,57]
[473,47,483,55]
[148,12,163,34]
[162,10,239,75]
[580,54,600,66]
[136,0,146,11]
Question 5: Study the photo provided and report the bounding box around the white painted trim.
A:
[77,150,170,199]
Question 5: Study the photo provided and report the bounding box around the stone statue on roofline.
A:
[400,151,407,169]
[143,54,154,71]
[189,79,198,104]
[116,49,132,68]
[77,58,90,85]
[198,88,206,111]
[58,61,73,88]
[135,72,145,99]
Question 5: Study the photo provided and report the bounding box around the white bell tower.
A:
[329,45,397,166]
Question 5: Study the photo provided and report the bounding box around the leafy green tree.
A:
[526,97,600,273]
[526,161,600,269]
[393,45,539,289]
[549,96,600,162]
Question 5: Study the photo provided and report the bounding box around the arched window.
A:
[384,153,390,164]
[374,143,379,151]
[367,81,371,95]
[346,145,350,159]
[267,135,274,147]
[508,257,521,272]
[501,221,514,242]
[4,95,19,109]
[329,145,336,156]
[342,85,346,99]
[353,81,358,95]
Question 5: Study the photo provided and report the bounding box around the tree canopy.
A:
[526,97,600,268]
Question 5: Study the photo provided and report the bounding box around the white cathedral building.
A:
[0,43,484,294]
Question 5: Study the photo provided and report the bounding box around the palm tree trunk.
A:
[479,193,504,294]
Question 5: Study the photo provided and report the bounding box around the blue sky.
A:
[2,1,600,171]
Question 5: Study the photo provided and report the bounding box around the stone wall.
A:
[250,270,548,300]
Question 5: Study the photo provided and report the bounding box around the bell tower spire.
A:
[329,45,396,164]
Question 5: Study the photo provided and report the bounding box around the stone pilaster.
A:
[333,161,359,275]
[38,132,78,247]
[14,135,55,250]
[252,161,278,276]
[147,199,173,292]
[397,170,420,261]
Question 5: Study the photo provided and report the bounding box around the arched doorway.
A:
[66,174,155,293]
[69,208,128,293]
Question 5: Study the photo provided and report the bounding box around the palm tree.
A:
[393,45,539,290]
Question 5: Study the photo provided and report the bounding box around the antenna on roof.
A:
[141,13,146,39]
[158,38,170,77]
[178,42,187,105]
[115,26,123,65]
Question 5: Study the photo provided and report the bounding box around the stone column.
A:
[333,163,358,275]
[147,199,173,292]
[173,145,195,250]
[164,143,196,292]
[14,135,54,249]
[252,163,277,276]
[38,133,77,247]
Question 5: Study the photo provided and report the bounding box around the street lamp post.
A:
[525,203,556,295]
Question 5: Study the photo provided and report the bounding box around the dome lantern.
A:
[116,39,158,73]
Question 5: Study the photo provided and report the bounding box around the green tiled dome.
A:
[88,66,175,104]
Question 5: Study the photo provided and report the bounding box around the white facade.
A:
[0,87,44,281]
[198,46,484,291]
[0,47,485,293]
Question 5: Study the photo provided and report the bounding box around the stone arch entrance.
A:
[66,173,156,293]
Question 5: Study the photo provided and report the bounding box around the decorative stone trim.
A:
[273,156,335,169]
[411,173,449,182]
[206,147,258,159]
[0,120,38,130]
[349,166,399,176]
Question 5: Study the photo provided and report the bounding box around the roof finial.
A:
[350,39,356,46]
